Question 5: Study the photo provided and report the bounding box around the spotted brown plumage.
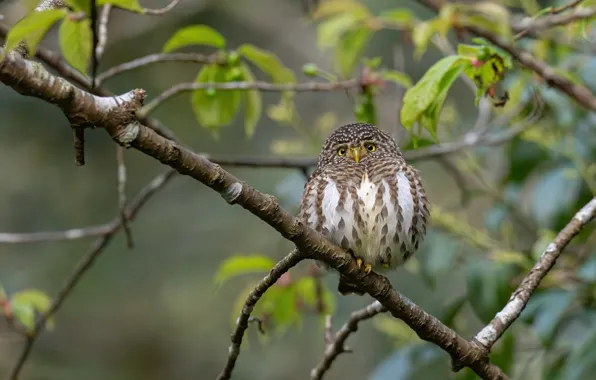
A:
[299,123,430,295]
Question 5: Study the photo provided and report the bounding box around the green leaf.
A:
[191,64,242,130]
[10,289,54,333]
[316,13,359,50]
[401,56,469,138]
[378,8,415,28]
[466,259,515,324]
[354,90,376,125]
[412,21,436,60]
[239,64,262,138]
[382,70,412,88]
[98,0,143,13]
[238,44,295,84]
[59,18,92,75]
[520,290,574,348]
[457,2,513,42]
[334,26,372,77]
[213,254,276,287]
[64,0,91,13]
[162,25,226,53]
[311,0,371,20]
[4,9,67,55]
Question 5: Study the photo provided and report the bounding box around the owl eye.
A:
[337,147,346,156]
[366,143,376,152]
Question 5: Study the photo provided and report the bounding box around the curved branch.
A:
[310,301,387,380]
[216,249,304,380]
[473,198,596,350]
[143,0,182,15]
[139,79,360,116]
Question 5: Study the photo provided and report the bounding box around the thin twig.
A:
[216,249,304,380]
[514,1,595,38]
[96,52,221,85]
[90,0,98,88]
[473,198,596,350]
[143,0,183,15]
[310,301,386,380]
[139,79,360,116]
[9,170,177,380]
[95,4,112,60]
[0,225,112,244]
[116,146,133,248]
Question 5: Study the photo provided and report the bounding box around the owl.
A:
[299,123,430,295]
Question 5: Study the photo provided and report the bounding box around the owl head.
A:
[316,123,401,168]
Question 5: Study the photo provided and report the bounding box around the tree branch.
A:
[9,169,177,380]
[1,49,508,380]
[0,225,112,244]
[473,198,596,350]
[513,3,596,36]
[418,0,596,112]
[310,301,387,380]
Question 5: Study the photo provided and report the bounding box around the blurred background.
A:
[1,0,596,379]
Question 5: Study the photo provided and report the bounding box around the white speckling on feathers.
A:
[299,123,430,274]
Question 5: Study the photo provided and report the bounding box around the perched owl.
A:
[299,123,430,295]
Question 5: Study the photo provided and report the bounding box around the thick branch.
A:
[0,50,507,379]
[473,198,596,350]
[310,301,387,380]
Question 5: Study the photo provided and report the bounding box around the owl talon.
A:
[356,257,363,269]
[363,263,372,274]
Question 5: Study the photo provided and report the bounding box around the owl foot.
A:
[381,254,392,269]
[355,257,372,274]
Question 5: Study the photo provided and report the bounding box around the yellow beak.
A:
[348,147,361,163]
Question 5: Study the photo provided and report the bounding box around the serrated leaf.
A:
[466,259,515,324]
[401,56,469,138]
[213,254,275,287]
[4,9,66,55]
[334,26,372,77]
[98,0,143,13]
[238,44,295,84]
[11,289,54,332]
[382,70,412,88]
[162,25,226,53]
[192,64,242,130]
[239,64,262,138]
[59,18,92,75]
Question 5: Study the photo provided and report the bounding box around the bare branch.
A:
[95,4,112,60]
[9,169,177,380]
[514,2,596,37]
[217,249,304,380]
[473,198,596,350]
[143,0,183,15]
[96,52,221,85]
[310,301,386,380]
[139,79,360,117]
[0,225,112,244]
[116,146,133,248]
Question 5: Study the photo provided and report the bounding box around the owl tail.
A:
[337,274,366,296]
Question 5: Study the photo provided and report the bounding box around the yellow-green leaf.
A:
[98,0,143,13]
[240,64,262,138]
[401,56,469,134]
[378,8,415,28]
[213,254,276,287]
[382,70,412,88]
[238,44,295,84]
[412,21,436,60]
[11,289,54,332]
[191,64,242,130]
[4,9,67,55]
[162,25,226,53]
[64,0,91,13]
[311,0,372,20]
[335,26,372,77]
[59,18,92,75]
[316,13,359,50]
